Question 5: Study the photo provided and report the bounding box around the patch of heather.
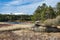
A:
[0,24,12,27]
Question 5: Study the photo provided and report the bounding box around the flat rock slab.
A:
[0,24,33,31]
[13,30,60,40]
[0,31,60,40]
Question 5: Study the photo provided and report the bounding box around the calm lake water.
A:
[7,22,21,24]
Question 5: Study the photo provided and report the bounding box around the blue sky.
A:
[0,0,60,15]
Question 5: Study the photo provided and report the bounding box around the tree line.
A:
[0,2,60,22]
[32,2,60,21]
[0,14,32,22]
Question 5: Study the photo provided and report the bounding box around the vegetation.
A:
[0,2,60,23]
[0,14,32,22]
[44,15,60,27]
[32,2,60,21]
[55,16,60,25]
[56,2,60,15]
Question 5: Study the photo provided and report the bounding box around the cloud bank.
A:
[0,0,60,15]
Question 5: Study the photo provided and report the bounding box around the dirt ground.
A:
[0,30,60,40]
[0,22,60,40]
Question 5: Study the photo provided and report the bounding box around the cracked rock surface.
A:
[0,30,60,40]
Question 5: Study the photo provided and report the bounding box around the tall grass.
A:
[44,16,60,27]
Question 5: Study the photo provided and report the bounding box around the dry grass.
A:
[0,30,60,40]
[44,16,60,27]
[0,22,60,40]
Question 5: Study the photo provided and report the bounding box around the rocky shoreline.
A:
[0,31,60,40]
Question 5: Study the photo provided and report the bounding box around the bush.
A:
[55,16,60,25]
[43,16,60,27]
[44,19,56,27]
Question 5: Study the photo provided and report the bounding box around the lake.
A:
[7,22,21,24]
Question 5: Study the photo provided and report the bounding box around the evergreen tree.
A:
[56,2,60,15]
[32,3,48,21]
[32,6,41,21]
[46,6,56,19]
[32,3,56,21]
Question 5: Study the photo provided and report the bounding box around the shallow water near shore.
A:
[7,22,21,24]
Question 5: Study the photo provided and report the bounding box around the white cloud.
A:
[5,0,20,6]
[14,13,27,15]
[0,2,41,14]
[0,0,60,15]
[4,0,43,6]
[1,13,11,15]
[1,13,27,15]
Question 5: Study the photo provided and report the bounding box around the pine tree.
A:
[56,2,60,15]
[46,6,56,19]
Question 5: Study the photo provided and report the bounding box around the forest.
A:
[0,2,60,22]
[0,14,32,22]
[32,2,60,21]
